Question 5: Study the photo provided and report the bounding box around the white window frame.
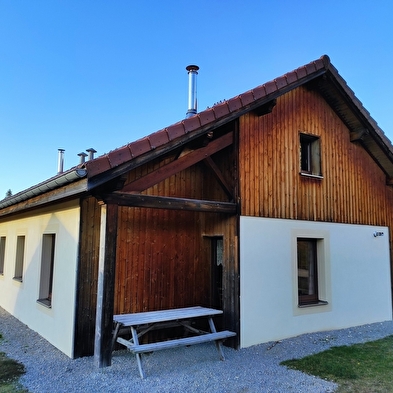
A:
[292,229,331,316]
[37,233,56,308]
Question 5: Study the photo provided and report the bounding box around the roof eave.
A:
[0,169,88,218]
[315,65,393,178]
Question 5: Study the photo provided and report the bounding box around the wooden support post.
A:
[94,202,119,368]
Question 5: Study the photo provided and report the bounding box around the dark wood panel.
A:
[73,196,101,357]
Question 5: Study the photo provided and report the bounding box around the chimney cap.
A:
[186,65,199,72]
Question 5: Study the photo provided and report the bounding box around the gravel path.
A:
[1,307,393,393]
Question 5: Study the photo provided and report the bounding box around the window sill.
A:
[300,172,324,179]
[298,300,328,308]
[12,277,23,282]
[37,299,52,308]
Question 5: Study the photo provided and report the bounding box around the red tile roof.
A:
[85,55,330,178]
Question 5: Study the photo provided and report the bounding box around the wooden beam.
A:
[350,128,369,142]
[252,99,276,117]
[203,157,233,200]
[94,203,119,368]
[121,132,233,193]
[103,192,237,214]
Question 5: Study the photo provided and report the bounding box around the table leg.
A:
[131,326,145,379]
[110,323,121,354]
[208,317,225,360]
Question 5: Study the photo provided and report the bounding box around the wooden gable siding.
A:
[75,138,239,356]
[239,85,393,227]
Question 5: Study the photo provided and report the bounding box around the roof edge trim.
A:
[0,168,88,209]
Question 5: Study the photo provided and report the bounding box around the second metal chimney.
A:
[57,149,65,174]
[186,65,199,118]
[86,148,97,160]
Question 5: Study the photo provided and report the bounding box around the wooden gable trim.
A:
[100,192,237,214]
[121,131,233,193]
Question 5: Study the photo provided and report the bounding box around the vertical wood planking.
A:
[239,85,393,227]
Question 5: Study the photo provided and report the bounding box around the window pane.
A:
[300,139,311,172]
[0,237,6,274]
[297,238,318,304]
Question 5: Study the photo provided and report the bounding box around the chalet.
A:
[0,55,392,365]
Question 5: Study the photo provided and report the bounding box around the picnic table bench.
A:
[112,306,236,378]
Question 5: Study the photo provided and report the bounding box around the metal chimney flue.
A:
[86,148,97,161]
[57,149,65,174]
[78,152,88,164]
[186,65,199,118]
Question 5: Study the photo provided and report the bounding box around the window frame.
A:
[292,229,331,315]
[297,238,319,305]
[37,233,56,308]
[13,235,26,282]
[300,133,322,177]
[0,236,6,275]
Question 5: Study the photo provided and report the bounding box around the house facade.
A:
[0,55,392,362]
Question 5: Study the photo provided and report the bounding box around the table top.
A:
[113,306,223,326]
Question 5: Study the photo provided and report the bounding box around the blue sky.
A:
[1,1,392,197]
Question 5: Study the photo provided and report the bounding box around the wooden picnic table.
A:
[112,306,236,378]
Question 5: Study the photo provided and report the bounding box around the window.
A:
[0,237,5,275]
[297,238,319,305]
[300,133,321,176]
[38,234,56,307]
[293,231,330,314]
[13,235,25,282]
[211,237,223,310]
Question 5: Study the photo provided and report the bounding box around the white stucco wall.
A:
[0,201,80,357]
[240,216,392,348]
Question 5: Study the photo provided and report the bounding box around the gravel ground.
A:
[1,307,393,393]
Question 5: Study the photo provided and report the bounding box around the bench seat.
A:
[117,330,236,353]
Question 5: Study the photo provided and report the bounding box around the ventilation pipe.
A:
[186,65,199,118]
[86,148,97,160]
[57,149,65,174]
[78,152,88,164]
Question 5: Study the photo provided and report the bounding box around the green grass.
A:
[0,333,28,393]
[281,335,393,392]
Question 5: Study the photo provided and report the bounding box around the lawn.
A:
[0,334,27,393]
[281,335,393,392]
